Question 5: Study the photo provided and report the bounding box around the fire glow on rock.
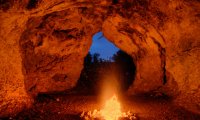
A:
[80,95,137,120]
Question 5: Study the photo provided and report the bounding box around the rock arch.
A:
[0,0,200,117]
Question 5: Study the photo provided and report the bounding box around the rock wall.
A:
[103,0,200,114]
[0,0,199,117]
[0,0,107,117]
[0,13,33,117]
[160,0,200,113]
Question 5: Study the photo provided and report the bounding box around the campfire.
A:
[80,94,137,120]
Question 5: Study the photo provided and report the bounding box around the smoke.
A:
[98,65,121,103]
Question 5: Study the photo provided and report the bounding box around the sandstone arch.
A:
[0,0,200,117]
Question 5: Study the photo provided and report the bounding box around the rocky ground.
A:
[1,92,199,120]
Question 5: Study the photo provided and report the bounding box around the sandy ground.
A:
[2,93,200,120]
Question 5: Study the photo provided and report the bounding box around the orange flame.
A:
[80,95,137,120]
[100,95,121,120]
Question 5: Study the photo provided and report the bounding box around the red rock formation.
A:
[103,0,200,114]
[0,0,199,117]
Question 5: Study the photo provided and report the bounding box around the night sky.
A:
[89,32,119,60]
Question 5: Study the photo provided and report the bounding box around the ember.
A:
[80,95,137,120]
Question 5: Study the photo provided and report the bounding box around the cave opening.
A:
[75,32,136,95]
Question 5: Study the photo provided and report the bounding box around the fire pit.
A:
[80,95,137,120]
